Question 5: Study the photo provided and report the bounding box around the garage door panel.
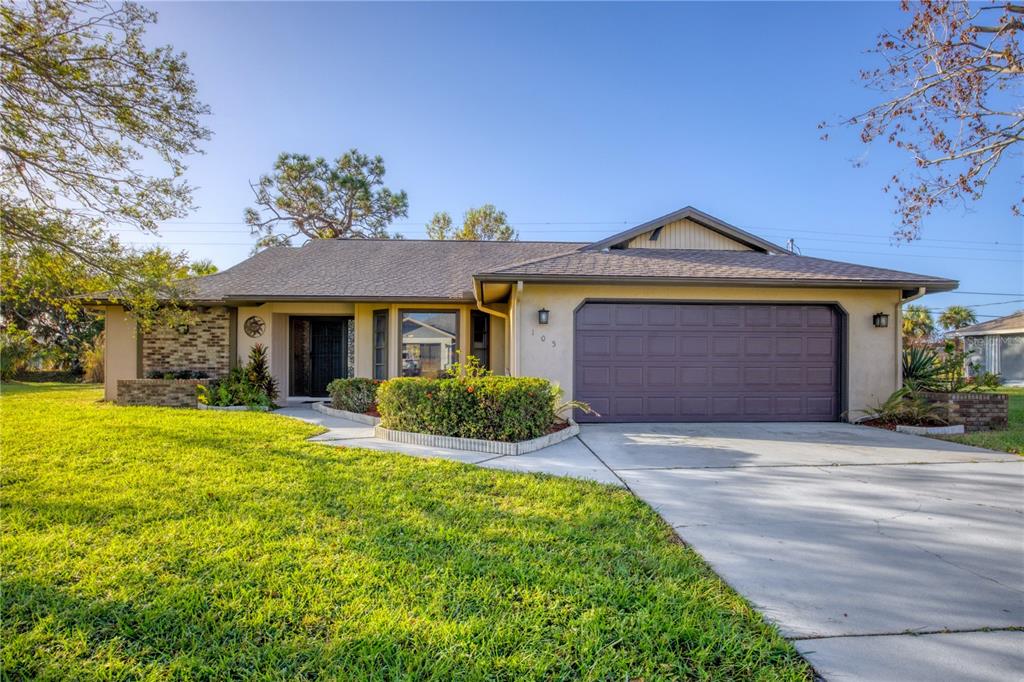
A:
[575,303,840,422]
[807,337,835,357]
[680,307,710,326]
[614,366,644,386]
[646,306,677,326]
[647,335,677,356]
[647,366,677,386]
[776,337,804,356]
[807,396,836,415]
[679,397,710,416]
[580,335,611,356]
[614,306,645,326]
[712,336,741,356]
[680,366,709,385]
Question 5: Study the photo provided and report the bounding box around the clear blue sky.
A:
[134,1,1022,320]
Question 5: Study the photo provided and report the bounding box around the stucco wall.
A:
[512,283,903,420]
[103,307,138,401]
[234,301,502,398]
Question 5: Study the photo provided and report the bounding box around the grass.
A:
[0,383,809,681]
[941,387,1024,454]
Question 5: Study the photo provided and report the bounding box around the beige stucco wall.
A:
[511,283,903,420]
[103,307,138,401]
[101,302,507,401]
[236,301,503,397]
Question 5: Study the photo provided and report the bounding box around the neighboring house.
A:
[94,206,957,422]
[954,311,1024,386]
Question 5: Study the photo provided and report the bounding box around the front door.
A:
[290,316,350,397]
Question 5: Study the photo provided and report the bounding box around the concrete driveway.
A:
[282,406,1023,680]
[577,422,1024,682]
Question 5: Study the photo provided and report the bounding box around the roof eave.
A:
[474,273,959,292]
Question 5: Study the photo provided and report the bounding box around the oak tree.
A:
[830,1,1022,239]
[1,0,210,312]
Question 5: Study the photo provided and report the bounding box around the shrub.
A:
[862,387,954,426]
[198,367,272,409]
[376,376,558,442]
[327,377,379,413]
[0,329,35,381]
[244,344,278,403]
[81,333,104,384]
[196,345,277,408]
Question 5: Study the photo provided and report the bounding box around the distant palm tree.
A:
[938,305,978,331]
[902,304,935,344]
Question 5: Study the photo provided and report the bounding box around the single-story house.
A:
[96,206,957,422]
[955,311,1024,386]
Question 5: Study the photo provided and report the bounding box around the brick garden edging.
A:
[116,379,208,408]
[373,419,580,456]
[312,401,380,425]
[919,392,1009,433]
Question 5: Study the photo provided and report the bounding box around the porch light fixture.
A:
[538,308,550,325]
[872,312,889,328]
[175,323,190,334]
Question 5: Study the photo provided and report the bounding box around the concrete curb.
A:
[312,401,381,425]
[374,419,579,456]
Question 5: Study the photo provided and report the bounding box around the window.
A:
[372,310,388,380]
[470,310,490,370]
[400,310,458,378]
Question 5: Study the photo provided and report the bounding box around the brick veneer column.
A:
[142,308,232,378]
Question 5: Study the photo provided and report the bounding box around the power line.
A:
[123,220,1023,247]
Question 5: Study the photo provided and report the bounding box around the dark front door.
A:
[574,303,841,423]
[290,316,350,397]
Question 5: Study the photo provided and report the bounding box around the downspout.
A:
[515,281,523,376]
[896,287,927,387]
[473,278,512,374]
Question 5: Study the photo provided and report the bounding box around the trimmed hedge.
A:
[327,377,380,413]
[376,376,558,442]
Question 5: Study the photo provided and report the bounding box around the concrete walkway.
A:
[274,407,1024,681]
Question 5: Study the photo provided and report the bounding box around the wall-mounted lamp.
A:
[872,312,889,328]
[538,308,550,325]
[175,323,190,334]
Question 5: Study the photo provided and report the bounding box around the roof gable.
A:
[587,206,786,254]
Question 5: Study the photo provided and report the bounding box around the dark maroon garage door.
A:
[574,303,840,422]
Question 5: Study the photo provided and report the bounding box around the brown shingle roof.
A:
[477,248,957,290]
[954,310,1024,335]
[184,239,587,302]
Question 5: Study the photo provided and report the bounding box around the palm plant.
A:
[902,304,935,344]
[938,305,978,332]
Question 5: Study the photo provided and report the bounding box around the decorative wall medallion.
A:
[243,315,265,338]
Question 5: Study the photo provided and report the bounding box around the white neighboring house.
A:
[955,310,1024,386]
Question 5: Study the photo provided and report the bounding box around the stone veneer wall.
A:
[143,308,232,378]
[920,391,1009,432]
[117,379,209,407]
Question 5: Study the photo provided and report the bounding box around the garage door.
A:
[574,303,840,422]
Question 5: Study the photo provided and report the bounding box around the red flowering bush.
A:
[376,376,557,442]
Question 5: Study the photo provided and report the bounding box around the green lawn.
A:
[942,387,1024,455]
[0,383,809,681]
